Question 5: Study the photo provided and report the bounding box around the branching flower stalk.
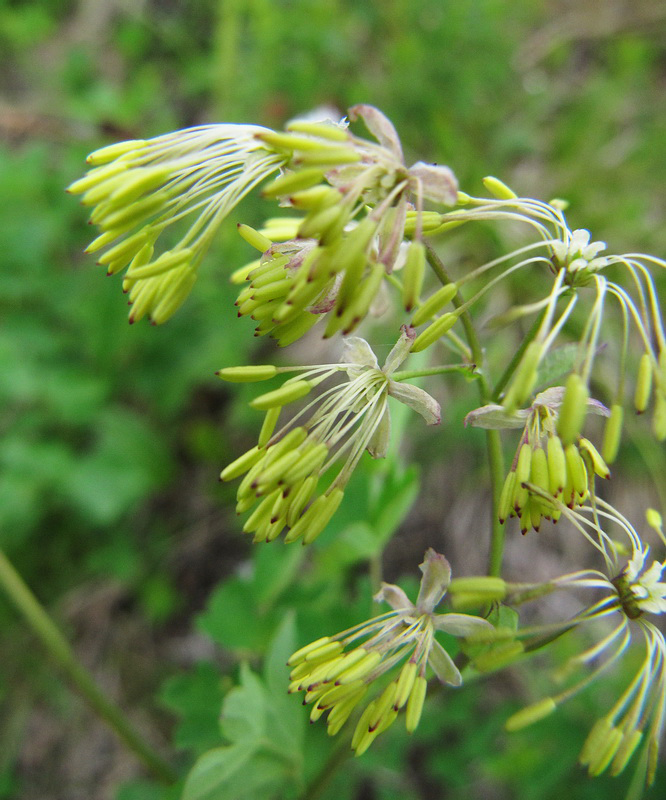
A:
[66,105,666,795]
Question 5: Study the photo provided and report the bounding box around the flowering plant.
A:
[60,105,666,796]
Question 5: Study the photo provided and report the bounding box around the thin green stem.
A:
[492,309,546,402]
[425,245,506,576]
[369,551,383,612]
[392,365,476,381]
[485,429,506,577]
[299,734,353,800]
[0,548,178,784]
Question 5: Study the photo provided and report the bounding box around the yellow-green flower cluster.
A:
[69,106,459,336]
[423,183,666,442]
[226,106,458,342]
[486,501,666,789]
[466,387,610,533]
[287,550,493,754]
[218,329,440,544]
[231,230,321,347]
[67,125,286,324]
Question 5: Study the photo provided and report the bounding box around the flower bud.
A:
[447,576,507,601]
[261,167,326,198]
[565,443,588,499]
[587,726,623,776]
[401,240,426,312]
[482,175,518,200]
[646,507,663,530]
[505,697,556,731]
[394,662,418,710]
[610,728,642,776]
[546,435,566,496]
[502,341,542,412]
[85,139,146,166]
[411,282,458,327]
[652,392,666,440]
[578,438,610,480]
[219,445,263,482]
[216,365,278,382]
[410,312,458,353]
[250,379,312,410]
[273,311,320,347]
[579,717,612,767]
[497,470,516,525]
[634,353,653,413]
[405,676,427,733]
[286,120,349,141]
[287,636,334,666]
[295,147,361,167]
[601,403,623,464]
[288,185,340,210]
[556,373,588,445]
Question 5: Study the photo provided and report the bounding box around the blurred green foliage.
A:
[2,0,666,797]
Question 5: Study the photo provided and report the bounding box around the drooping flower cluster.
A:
[454,501,666,789]
[287,549,493,754]
[68,106,458,334]
[218,327,441,543]
[66,125,286,324]
[428,181,666,440]
[466,388,611,533]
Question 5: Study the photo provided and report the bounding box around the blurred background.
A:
[2,0,666,798]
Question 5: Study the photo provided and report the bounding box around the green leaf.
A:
[263,613,304,753]
[370,463,420,543]
[488,604,519,632]
[254,545,306,609]
[219,663,266,743]
[182,742,255,800]
[159,662,227,755]
[196,573,281,654]
[62,408,172,524]
[116,779,181,800]
[263,612,297,698]
[536,343,579,388]
[184,657,303,800]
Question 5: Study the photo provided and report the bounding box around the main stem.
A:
[0,548,178,784]
[425,245,506,576]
